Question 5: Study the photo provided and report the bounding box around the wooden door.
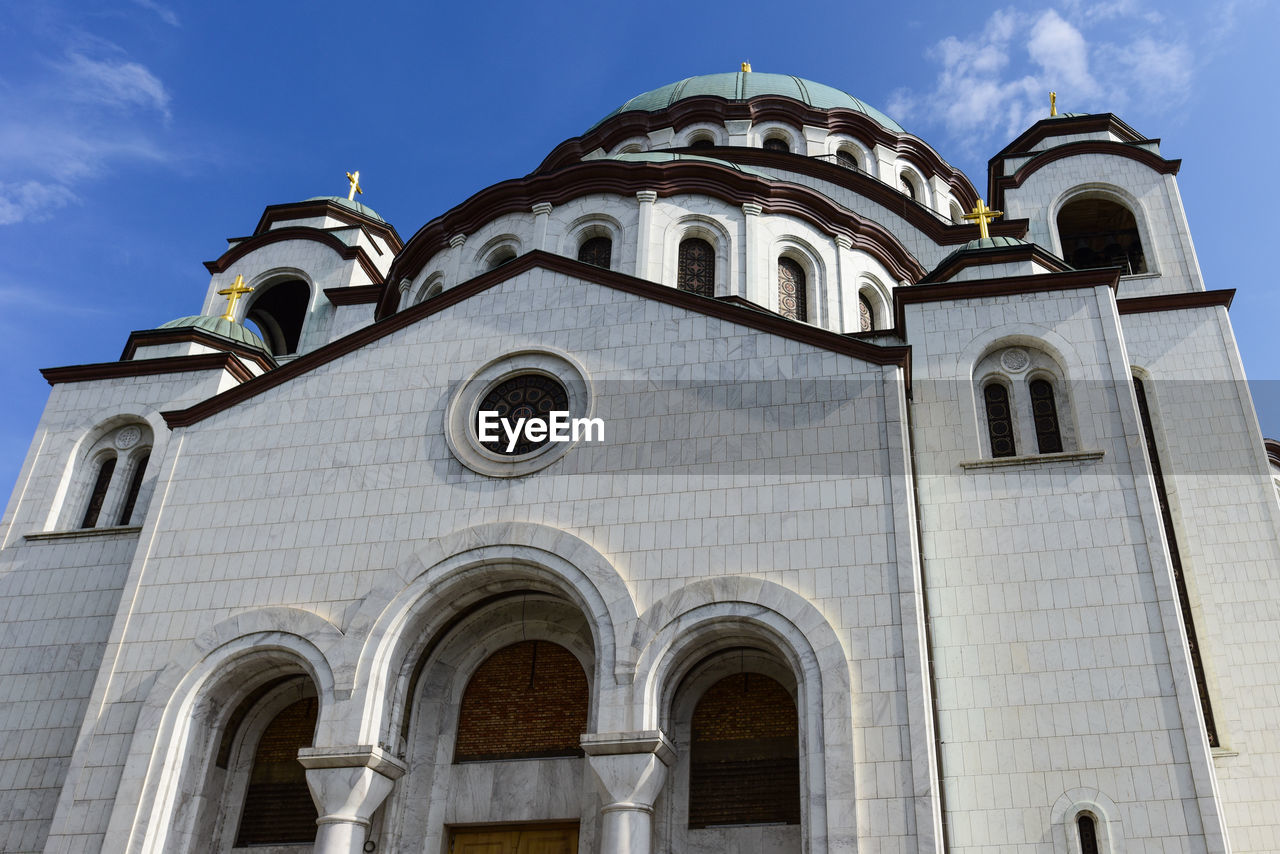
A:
[448,823,579,854]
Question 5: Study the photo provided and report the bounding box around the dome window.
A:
[763,136,790,153]
[688,134,715,149]
[899,172,917,201]
[836,149,859,171]
[777,257,807,322]
[486,248,518,270]
[677,238,715,297]
[859,294,875,332]
[1057,197,1147,274]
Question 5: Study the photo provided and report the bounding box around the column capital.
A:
[297,744,407,780]
[532,202,554,216]
[449,233,467,248]
[834,234,854,250]
[741,202,763,217]
[580,730,676,765]
[635,190,658,204]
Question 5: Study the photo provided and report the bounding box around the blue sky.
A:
[0,0,1274,497]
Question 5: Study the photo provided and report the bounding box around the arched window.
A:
[80,455,116,528]
[950,202,965,223]
[763,137,789,153]
[689,134,715,149]
[777,257,807,322]
[486,247,517,270]
[454,640,588,762]
[899,172,916,200]
[677,238,715,297]
[244,278,309,356]
[1078,814,1100,854]
[688,673,800,828]
[1057,197,1147,274]
[233,697,319,847]
[859,294,875,332]
[578,236,612,269]
[836,149,859,171]
[117,452,149,526]
[1029,378,1063,453]
[983,383,1016,458]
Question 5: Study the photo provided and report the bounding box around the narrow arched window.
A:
[984,383,1016,458]
[763,137,789,153]
[677,238,715,297]
[117,452,149,526]
[454,641,588,762]
[859,294,875,332]
[234,698,319,847]
[836,149,859,171]
[578,236,612,269]
[689,135,714,149]
[899,173,916,200]
[777,258,807,322]
[689,673,800,828]
[486,248,517,270]
[1077,814,1099,854]
[1030,378,1063,453]
[80,456,116,528]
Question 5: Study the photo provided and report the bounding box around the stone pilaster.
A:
[634,191,658,281]
[532,202,554,252]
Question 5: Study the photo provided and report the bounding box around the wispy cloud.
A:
[0,39,173,225]
[131,0,180,27]
[889,3,1210,154]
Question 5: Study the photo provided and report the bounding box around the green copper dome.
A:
[158,315,269,351]
[597,72,905,133]
[961,236,1027,251]
[304,195,386,223]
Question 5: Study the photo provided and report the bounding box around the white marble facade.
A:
[2,72,1279,854]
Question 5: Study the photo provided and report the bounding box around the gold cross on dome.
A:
[741,61,752,72]
[1050,91,1058,117]
[346,170,362,200]
[217,274,254,321]
[962,199,1004,240]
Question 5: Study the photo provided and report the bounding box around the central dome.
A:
[598,71,904,132]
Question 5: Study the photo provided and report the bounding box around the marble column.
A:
[581,731,675,854]
[532,202,554,251]
[299,745,407,854]
[741,202,763,305]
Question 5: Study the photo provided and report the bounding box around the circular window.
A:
[446,350,593,477]
[474,374,570,456]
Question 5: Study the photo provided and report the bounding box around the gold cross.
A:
[741,61,751,72]
[346,170,362,200]
[1050,91,1057,117]
[962,200,1004,240]
[217,274,254,321]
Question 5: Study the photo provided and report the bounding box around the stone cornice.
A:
[324,284,386,306]
[989,140,1180,209]
[1115,289,1235,314]
[252,198,403,251]
[43,353,256,386]
[206,227,385,284]
[893,268,1121,332]
[120,327,277,372]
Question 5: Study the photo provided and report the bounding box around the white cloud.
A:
[60,53,171,118]
[131,0,180,27]
[0,43,173,225]
[892,3,1200,154]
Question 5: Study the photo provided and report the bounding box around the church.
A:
[1,67,1278,854]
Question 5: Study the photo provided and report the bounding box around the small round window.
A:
[474,374,570,456]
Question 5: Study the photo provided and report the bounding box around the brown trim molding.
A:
[325,284,386,306]
[541,95,980,203]
[206,227,385,284]
[43,353,256,386]
[894,268,1121,331]
[385,158,929,317]
[1265,438,1280,468]
[994,113,1147,159]
[1116,289,1235,315]
[253,199,403,251]
[681,147,1028,245]
[990,141,1180,208]
[164,250,912,429]
[119,327,277,372]
[919,243,1071,284]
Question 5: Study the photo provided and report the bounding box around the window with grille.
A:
[677,238,715,297]
[777,258,807,322]
[983,383,1016,457]
[117,453,149,526]
[859,294,875,332]
[763,137,789,152]
[1077,815,1099,854]
[80,456,116,528]
[577,236,612,269]
[836,149,859,170]
[1029,379,1063,453]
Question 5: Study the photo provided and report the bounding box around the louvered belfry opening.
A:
[234,697,319,847]
[688,672,801,828]
[454,640,589,762]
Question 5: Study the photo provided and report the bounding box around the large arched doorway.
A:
[244,278,310,356]
[1056,196,1147,274]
